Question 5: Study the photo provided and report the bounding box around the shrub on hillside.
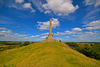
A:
[31,41,35,44]
[59,40,61,42]
[23,41,30,46]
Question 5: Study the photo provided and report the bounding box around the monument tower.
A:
[42,19,59,42]
[48,19,53,39]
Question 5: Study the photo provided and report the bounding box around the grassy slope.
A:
[0,42,100,67]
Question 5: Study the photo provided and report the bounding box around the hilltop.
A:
[0,42,100,67]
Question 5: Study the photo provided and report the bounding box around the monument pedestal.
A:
[42,39,59,42]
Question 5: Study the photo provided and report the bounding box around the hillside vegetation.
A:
[0,42,100,67]
[65,42,100,59]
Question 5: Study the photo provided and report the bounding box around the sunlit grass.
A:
[0,42,100,67]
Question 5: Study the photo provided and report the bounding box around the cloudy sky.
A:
[0,0,100,42]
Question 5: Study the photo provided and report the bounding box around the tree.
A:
[59,40,61,42]
[23,41,30,46]
[46,37,48,39]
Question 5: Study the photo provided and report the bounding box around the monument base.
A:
[42,39,59,42]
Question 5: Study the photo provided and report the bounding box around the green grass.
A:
[0,42,100,67]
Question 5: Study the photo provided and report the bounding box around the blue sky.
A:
[0,0,100,42]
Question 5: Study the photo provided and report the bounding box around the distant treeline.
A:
[0,41,35,52]
[65,42,100,60]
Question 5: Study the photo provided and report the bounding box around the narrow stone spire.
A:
[49,19,52,35]
[48,19,53,39]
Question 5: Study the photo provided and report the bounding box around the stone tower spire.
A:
[49,19,52,35]
[48,19,53,39]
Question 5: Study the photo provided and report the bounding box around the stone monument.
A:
[42,19,59,42]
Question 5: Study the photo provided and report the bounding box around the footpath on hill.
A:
[0,42,100,67]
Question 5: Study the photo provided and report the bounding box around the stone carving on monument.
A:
[42,19,59,42]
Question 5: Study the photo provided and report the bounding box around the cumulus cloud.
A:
[24,35,40,39]
[23,3,35,12]
[62,36,70,38]
[83,20,100,30]
[42,0,79,15]
[85,32,95,35]
[14,33,27,37]
[41,36,48,39]
[30,35,39,38]
[75,32,95,38]
[83,0,100,7]
[41,33,49,36]
[72,28,82,32]
[84,20,100,26]
[0,28,7,30]
[54,28,82,36]
[37,18,60,30]
[6,1,35,13]
[0,28,29,41]
[30,0,44,12]
[15,0,24,3]
[0,30,12,34]
[44,10,51,14]
[72,35,76,37]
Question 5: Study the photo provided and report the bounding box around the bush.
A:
[31,41,35,44]
[59,40,61,42]
[23,41,30,46]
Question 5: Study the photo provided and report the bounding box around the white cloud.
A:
[41,36,47,39]
[30,0,44,12]
[37,18,60,30]
[72,31,99,38]
[85,32,94,35]
[23,3,35,12]
[0,28,29,41]
[83,20,100,30]
[7,1,35,13]
[41,33,49,36]
[23,3,31,8]
[62,36,70,38]
[95,0,100,7]
[65,31,72,34]
[42,0,79,15]
[24,35,40,39]
[72,28,82,32]
[72,35,76,37]
[54,28,82,36]
[30,35,39,38]
[84,20,100,26]
[0,28,7,30]
[15,0,24,3]
[30,0,79,15]
[83,0,100,7]
[44,10,51,14]
[14,33,27,37]
[83,27,93,30]
[0,30,12,34]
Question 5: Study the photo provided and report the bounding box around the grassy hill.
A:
[0,42,100,67]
